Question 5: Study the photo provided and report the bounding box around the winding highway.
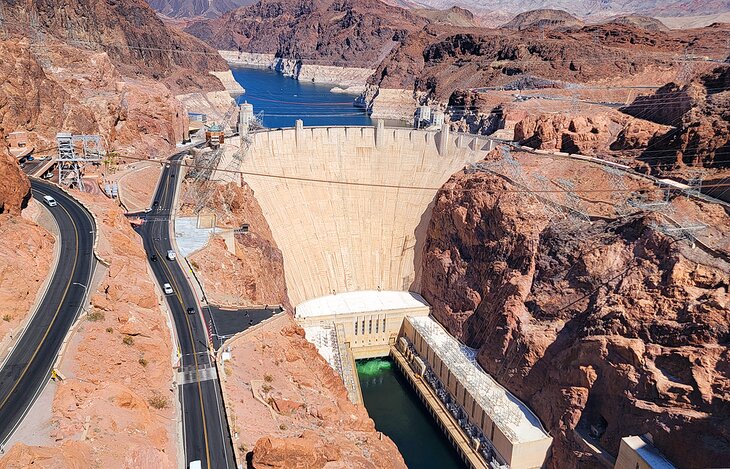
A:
[0,180,96,445]
[137,151,235,469]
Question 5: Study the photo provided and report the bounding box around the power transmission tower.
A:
[57,133,104,191]
[651,222,707,248]
[685,170,704,198]
[628,181,673,214]
[603,166,631,217]
[556,178,591,223]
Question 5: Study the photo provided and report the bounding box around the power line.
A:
[112,152,730,194]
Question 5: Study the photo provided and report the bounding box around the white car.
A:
[167,250,176,261]
[163,283,173,295]
[42,195,58,207]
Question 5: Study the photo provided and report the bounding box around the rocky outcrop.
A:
[184,0,426,68]
[631,65,730,170]
[221,315,406,468]
[0,146,30,215]
[2,0,227,93]
[501,9,584,31]
[184,181,291,309]
[513,110,670,157]
[420,154,730,468]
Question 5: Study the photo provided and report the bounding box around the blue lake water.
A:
[230,66,372,128]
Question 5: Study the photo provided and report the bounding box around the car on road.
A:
[163,283,173,295]
[42,195,58,207]
[189,461,201,469]
[186,307,195,315]
[167,250,176,261]
[153,200,159,207]
[150,254,158,262]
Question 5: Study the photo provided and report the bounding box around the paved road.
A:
[136,152,235,469]
[0,180,96,445]
[205,306,280,349]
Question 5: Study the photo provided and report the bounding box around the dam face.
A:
[235,125,496,306]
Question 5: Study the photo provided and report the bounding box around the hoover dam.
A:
[232,122,496,305]
[210,122,557,468]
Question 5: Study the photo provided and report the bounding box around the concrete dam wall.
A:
[233,125,496,306]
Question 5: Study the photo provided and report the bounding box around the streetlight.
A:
[72,282,89,315]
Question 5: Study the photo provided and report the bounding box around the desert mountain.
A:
[412,6,479,27]
[606,14,670,32]
[501,9,584,30]
[148,0,257,19]
[1,0,226,93]
[184,0,428,67]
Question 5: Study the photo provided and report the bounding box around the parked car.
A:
[163,283,173,295]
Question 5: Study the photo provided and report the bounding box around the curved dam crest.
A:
[229,125,496,306]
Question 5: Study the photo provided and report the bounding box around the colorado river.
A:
[357,358,465,469]
[231,66,372,128]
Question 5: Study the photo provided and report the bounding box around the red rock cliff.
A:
[420,154,730,468]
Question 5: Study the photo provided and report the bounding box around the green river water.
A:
[357,358,465,469]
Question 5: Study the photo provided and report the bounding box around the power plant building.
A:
[398,316,553,469]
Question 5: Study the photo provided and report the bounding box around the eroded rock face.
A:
[421,161,730,468]
[0,39,189,160]
[0,146,30,215]
[184,0,426,67]
[513,111,669,156]
[633,65,730,170]
[222,315,405,469]
[184,181,291,309]
[2,0,226,93]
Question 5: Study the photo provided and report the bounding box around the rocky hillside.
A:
[412,6,478,27]
[183,181,291,309]
[501,9,584,30]
[421,152,730,468]
[2,0,227,93]
[606,14,669,32]
[148,0,256,18]
[0,146,30,215]
[184,0,427,67]
[621,65,730,171]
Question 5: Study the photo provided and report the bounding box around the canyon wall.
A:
[184,182,291,309]
[1,0,227,94]
[420,151,730,468]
